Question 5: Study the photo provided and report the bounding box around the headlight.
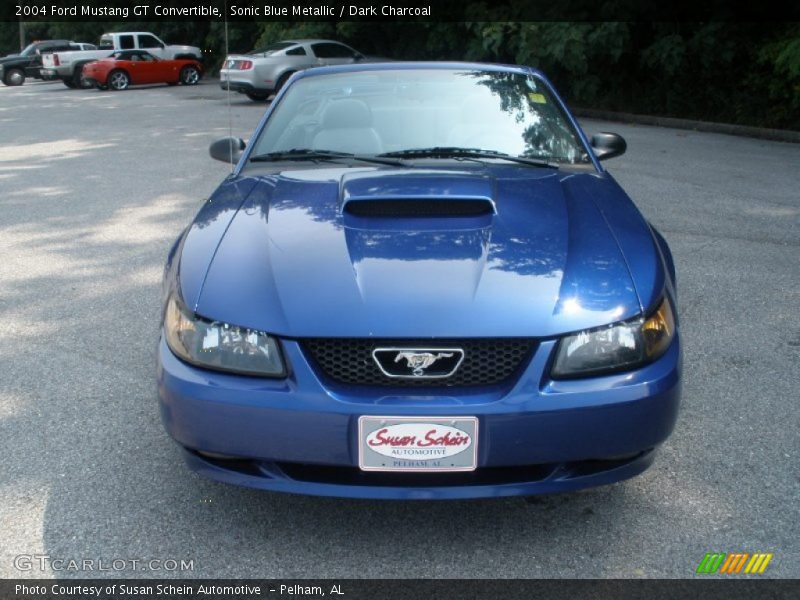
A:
[551,297,675,378]
[163,295,286,377]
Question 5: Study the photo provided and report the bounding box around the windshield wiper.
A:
[249,148,405,166]
[378,147,559,169]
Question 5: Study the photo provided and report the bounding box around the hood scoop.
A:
[343,197,495,218]
[340,169,496,221]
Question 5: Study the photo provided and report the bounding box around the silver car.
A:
[219,39,366,101]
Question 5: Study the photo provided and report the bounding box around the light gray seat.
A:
[312,99,383,154]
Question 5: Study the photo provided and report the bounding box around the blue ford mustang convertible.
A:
[158,62,681,499]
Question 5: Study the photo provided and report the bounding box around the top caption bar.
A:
[4,0,800,22]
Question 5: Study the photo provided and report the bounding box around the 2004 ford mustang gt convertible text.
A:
[157,62,681,499]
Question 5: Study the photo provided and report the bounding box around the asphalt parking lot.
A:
[0,79,798,579]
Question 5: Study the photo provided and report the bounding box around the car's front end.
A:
[158,311,680,499]
[159,62,681,499]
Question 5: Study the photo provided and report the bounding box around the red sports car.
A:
[83,50,202,90]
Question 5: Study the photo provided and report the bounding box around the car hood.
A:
[183,166,656,338]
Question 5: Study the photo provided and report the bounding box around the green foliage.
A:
[641,33,685,76]
[757,25,800,126]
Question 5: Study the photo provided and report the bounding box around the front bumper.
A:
[158,335,681,499]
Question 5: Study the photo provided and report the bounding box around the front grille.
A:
[301,338,536,387]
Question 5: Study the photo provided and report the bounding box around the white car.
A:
[219,39,367,101]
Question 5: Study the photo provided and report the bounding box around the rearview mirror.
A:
[209,137,246,164]
[591,132,627,161]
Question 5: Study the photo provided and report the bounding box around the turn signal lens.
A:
[642,298,675,359]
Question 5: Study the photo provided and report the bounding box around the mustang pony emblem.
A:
[371,347,465,378]
[394,351,455,376]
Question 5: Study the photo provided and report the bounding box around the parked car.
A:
[83,51,202,90]
[0,40,93,86]
[158,62,682,500]
[41,31,201,89]
[219,39,368,101]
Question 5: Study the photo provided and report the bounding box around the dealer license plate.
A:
[358,416,478,472]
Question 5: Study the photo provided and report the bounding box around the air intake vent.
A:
[343,199,494,218]
[302,338,535,387]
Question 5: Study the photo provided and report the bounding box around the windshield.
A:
[20,43,37,57]
[251,68,591,164]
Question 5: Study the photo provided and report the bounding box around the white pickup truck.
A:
[41,31,202,88]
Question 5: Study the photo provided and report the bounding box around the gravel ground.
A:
[0,79,797,579]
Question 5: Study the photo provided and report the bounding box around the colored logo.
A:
[696,553,773,574]
[365,423,473,459]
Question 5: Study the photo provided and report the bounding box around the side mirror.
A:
[354,53,365,61]
[209,137,245,164]
[591,132,627,161]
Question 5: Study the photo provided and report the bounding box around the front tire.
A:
[179,65,200,85]
[246,92,269,102]
[107,69,129,91]
[62,78,77,89]
[3,68,25,86]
